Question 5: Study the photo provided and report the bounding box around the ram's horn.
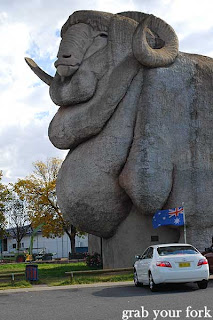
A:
[133,15,179,67]
[25,57,53,86]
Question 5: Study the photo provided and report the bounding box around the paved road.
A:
[0,281,212,320]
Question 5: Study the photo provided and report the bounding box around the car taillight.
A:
[156,261,172,268]
[197,258,208,266]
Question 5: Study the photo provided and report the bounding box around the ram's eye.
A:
[99,33,108,38]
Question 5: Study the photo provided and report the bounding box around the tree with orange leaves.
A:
[14,158,80,254]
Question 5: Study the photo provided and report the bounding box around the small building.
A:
[1,226,88,258]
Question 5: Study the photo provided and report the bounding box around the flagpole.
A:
[182,202,187,244]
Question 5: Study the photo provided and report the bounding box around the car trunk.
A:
[159,254,200,270]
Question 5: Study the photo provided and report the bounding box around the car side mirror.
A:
[135,255,142,260]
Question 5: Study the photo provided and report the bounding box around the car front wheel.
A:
[134,270,142,287]
[149,272,158,292]
[197,280,208,289]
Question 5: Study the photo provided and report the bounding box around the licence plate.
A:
[179,262,190,268]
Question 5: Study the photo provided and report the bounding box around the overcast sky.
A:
[0,0,213,184]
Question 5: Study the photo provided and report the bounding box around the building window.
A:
[12,243,16,249]
[3,239,7,251]
[151,236,159,242]
[21,243,24,248]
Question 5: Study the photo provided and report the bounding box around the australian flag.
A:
[152,207,184,229]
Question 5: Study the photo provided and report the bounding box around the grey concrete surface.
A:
[0,281,213,320]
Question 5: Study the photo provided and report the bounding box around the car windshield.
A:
[157,245,199,256]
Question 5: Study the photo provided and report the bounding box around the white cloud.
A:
[0,0,213,183]
[96,0,136,13]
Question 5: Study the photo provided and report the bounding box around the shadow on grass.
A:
[0,262,93,277]
[39,273,133,286]
[38,262,100,279]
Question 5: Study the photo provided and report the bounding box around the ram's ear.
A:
[25,57,53,86]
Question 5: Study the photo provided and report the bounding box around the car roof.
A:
[152,243,194,249]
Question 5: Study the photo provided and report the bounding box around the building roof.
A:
[4,225,42,238]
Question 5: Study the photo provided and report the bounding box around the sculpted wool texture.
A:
[25,11,213,259]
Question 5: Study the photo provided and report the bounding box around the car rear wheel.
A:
[149,272,158,292]
[134,270,142,287]
[197,280,208,289]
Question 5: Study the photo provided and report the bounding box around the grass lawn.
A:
[0,262,133,290]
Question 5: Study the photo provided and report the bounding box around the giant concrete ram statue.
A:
[26,10,213,266]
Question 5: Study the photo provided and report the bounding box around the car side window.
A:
[141,247,153,259]
[146,247,153,259]
[141,248,149,259]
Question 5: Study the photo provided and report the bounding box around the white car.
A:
[134,243,209,291]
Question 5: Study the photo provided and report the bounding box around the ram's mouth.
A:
[56,65,79,77]
[25,57,81,83]
[25,56,98,107]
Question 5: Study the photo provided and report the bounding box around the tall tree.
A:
[0,171,7,244]
[14,158,79,254]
